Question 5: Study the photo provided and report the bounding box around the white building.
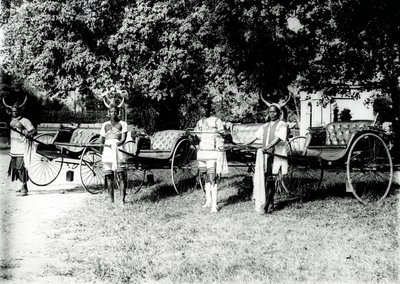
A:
[299,91,375,135]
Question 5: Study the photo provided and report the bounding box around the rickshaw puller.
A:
[99,95,127,203]
[195,99,228,213]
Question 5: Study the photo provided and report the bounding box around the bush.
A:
[339,108,352,121]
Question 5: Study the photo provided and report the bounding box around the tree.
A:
[339,108,352,122]
[197,0,309,118]
[0,68,43,126]
[292,0,400,161]
[1,0,212,130]
[1,0,303,130]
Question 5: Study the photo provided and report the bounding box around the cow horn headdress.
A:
[102,88,125,109]
[2,95,27,111]
[103,95,125,109]
[259,90,290,108]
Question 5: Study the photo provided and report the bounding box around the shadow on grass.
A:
[28,186,87,195]
[219,179,253,207]
[222,181,400,212]
[386,185,399,198]
[270,184,350,211]
[137,184,178,202]
[300,183,349,202]
[300,182,399,203]
[127,179,198,203]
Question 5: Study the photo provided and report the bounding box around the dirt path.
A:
[0,150,91,283]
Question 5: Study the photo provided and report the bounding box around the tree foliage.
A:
[292,0,400,159]
[1,0,302,131]
[1,0,399,155]
[0,68,43,126]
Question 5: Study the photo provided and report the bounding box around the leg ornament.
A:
[105,173,114,202]
[202,182,212,207]
[118,171,127,204]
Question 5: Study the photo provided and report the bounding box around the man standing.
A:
[3,96,37,196]
[253,104,288,214]
[99,95,127,203]
[195,98,228,213]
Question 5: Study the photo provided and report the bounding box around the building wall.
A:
[299,91,375,135]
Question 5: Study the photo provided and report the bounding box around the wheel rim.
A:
[346,133,393,204]
[80,147,104,194]
[126,167,146,194]
[120,140,146,193]
[281,136,323,196]
[28,133,63,186]
[288,136,306,156]
[171,139,198,194]
[282,160,323,196]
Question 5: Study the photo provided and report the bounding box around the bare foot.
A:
[202,202,211,208]
[210,206,219,213]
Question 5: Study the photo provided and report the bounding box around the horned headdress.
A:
[2,95,27,112]
[102,88,125,110]
[259,90,290,108]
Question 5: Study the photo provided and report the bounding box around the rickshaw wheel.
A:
[125,166,146,194]
[28,133,63,186]
[79,146,104,194]
[118,140,146,194]
[171,138,198,194]
[281,136,323,196]
[346,133,393,205]
[287,136,307,156]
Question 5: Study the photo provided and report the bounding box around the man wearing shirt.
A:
[99,98,128,204]
[5,97,37,197]
[253,104,288,214]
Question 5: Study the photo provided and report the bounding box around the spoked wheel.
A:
[171,138,198,194]
[281,136,323,196]
[79,146,104,194]
[119,140,146,194]
[28,133,63,186]
[125,166,146,194]
[346,133,393,204]
[281,159,324,197]
[287,136,306,156]
[114,168,145,196]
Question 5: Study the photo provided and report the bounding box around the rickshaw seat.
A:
[47,128,99,157]
[306,120,374,160]
[136,130,186,159]
[307,120,374,148]
[229,123,263,147]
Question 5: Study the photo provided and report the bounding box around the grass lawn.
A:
[45,169,399,283]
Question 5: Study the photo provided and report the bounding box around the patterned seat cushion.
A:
[326,120,373,146]
[63,128,99,153]
[151,130,186,151]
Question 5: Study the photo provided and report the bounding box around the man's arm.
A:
[20,118,37,138]
[117,121,128,146]
[263,122,287,152]
[117,133,127,146]
[263,137,282,152]
[25,128,37,138]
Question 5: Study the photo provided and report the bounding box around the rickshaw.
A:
[28,126,198,195]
